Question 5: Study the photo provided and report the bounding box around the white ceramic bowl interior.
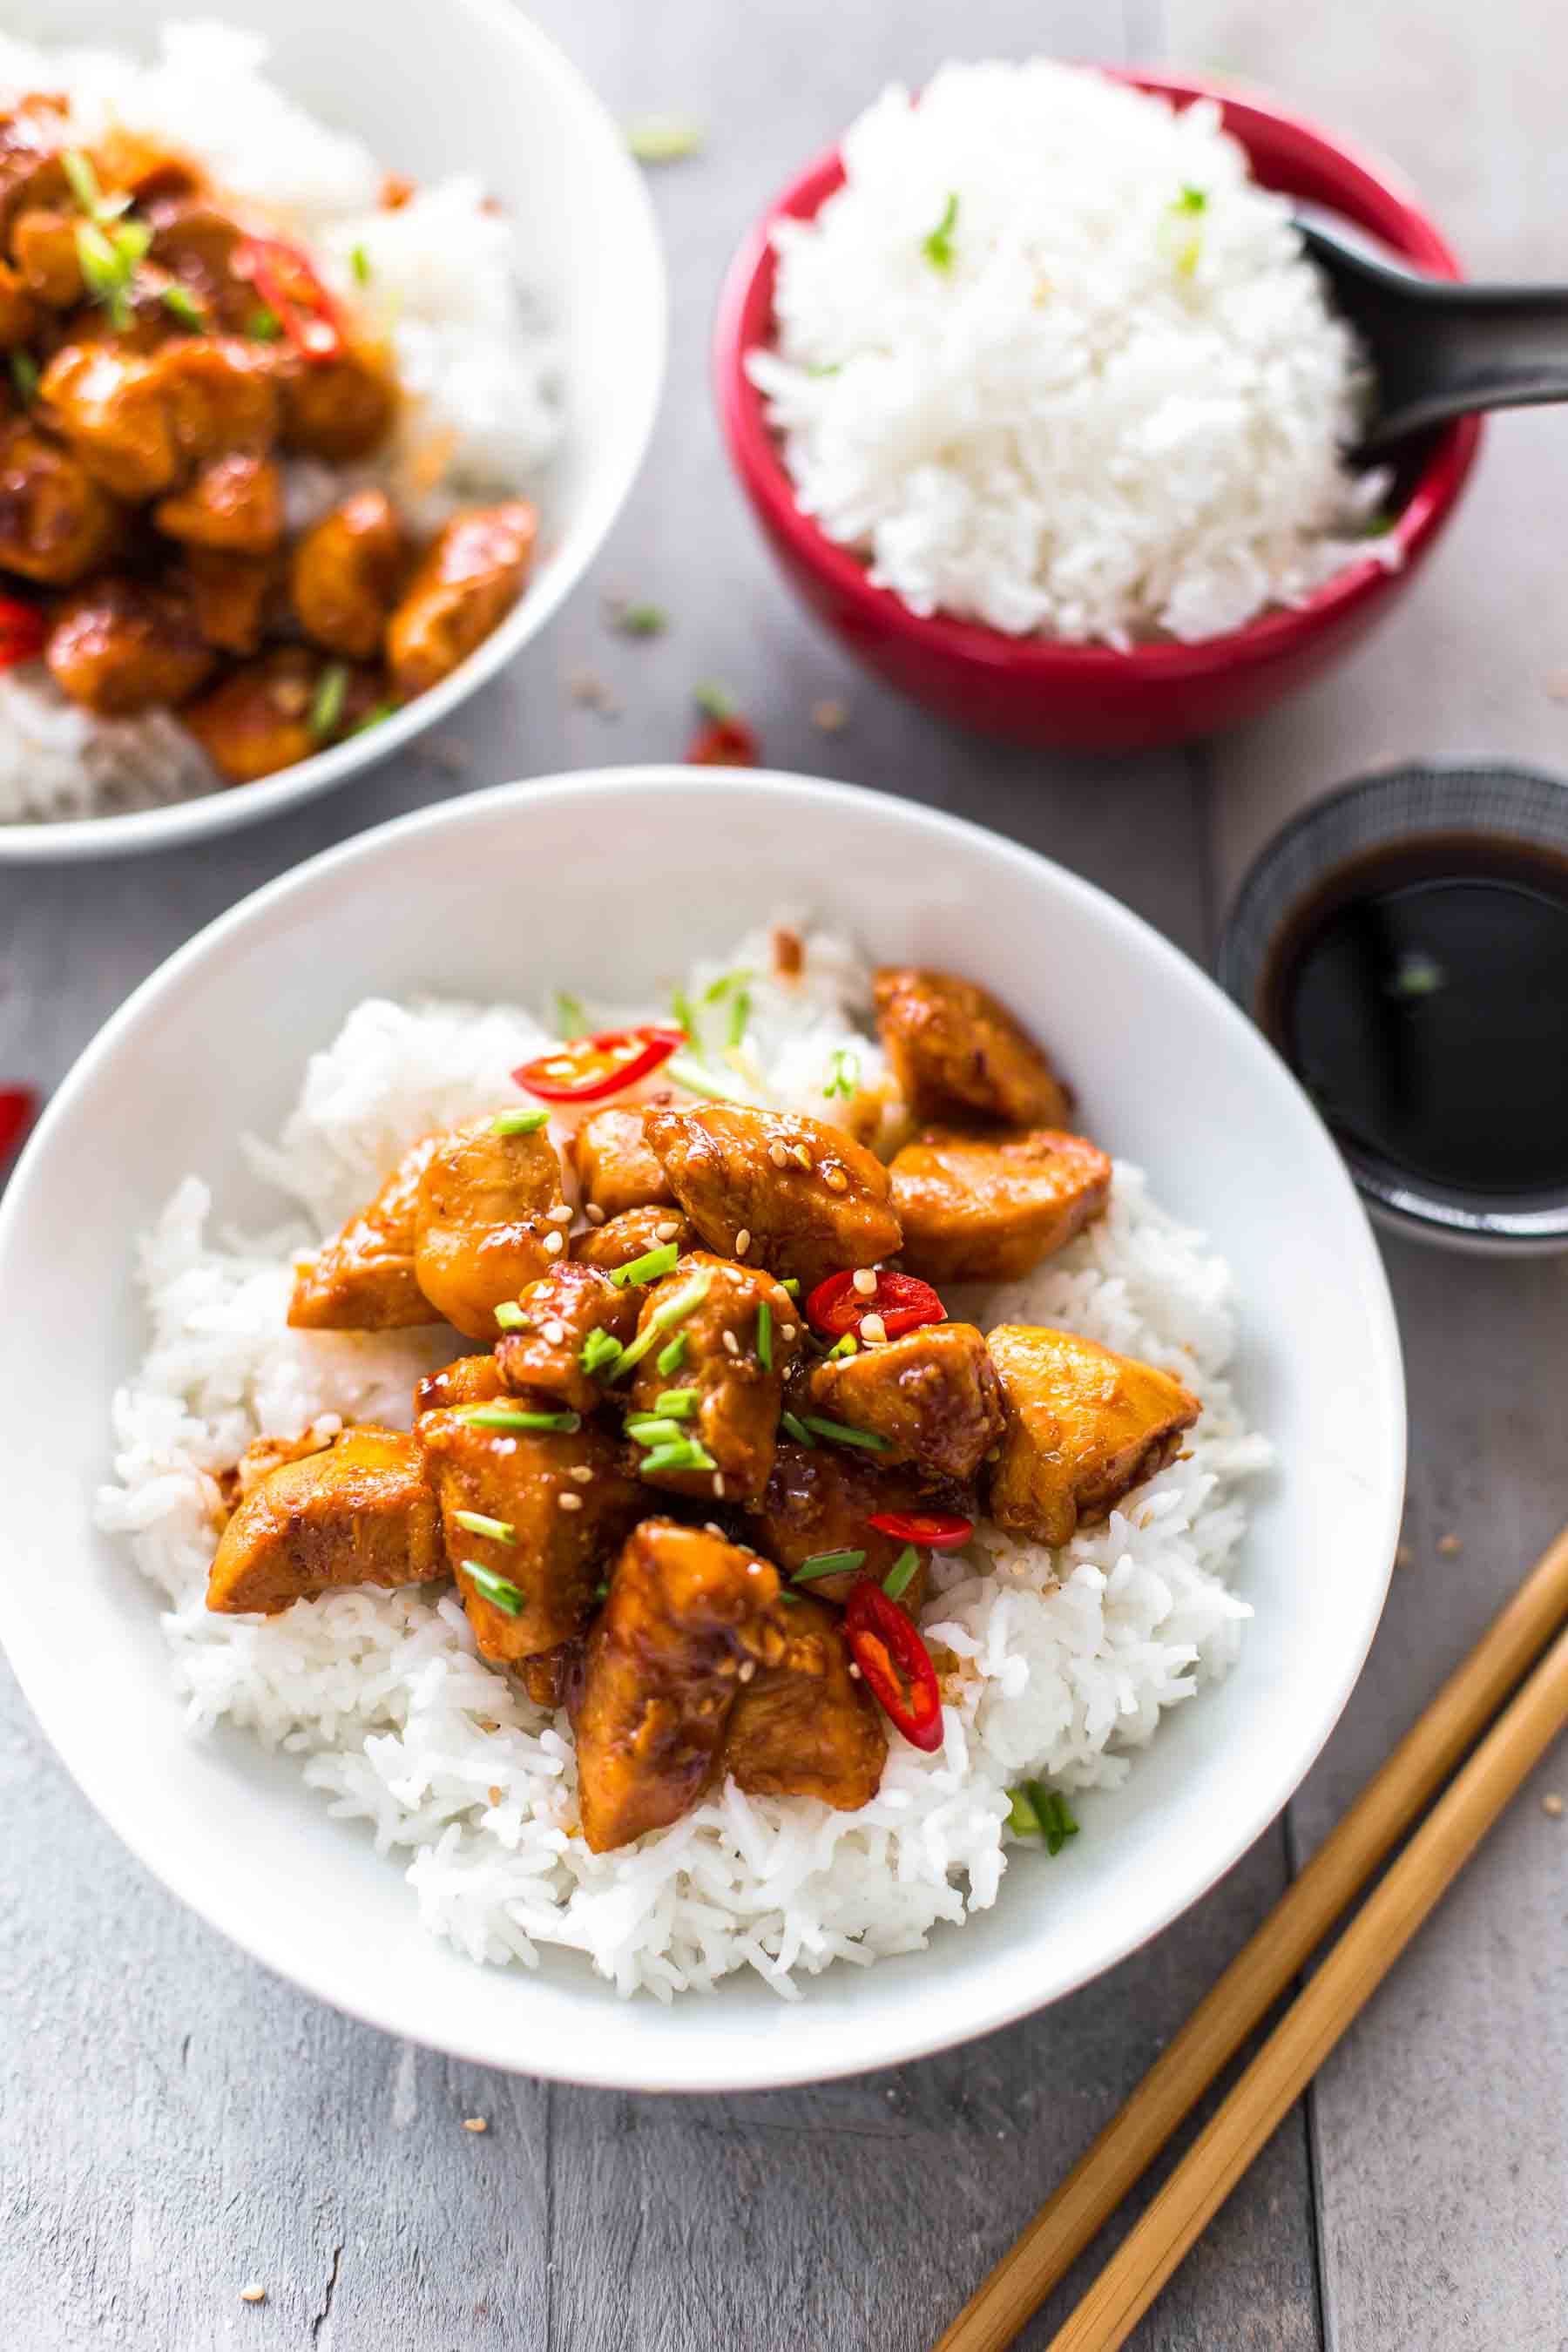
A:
[0,0,666,862]
[0,772,1405,2090]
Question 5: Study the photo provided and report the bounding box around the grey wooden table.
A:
[3,3,1565,2347]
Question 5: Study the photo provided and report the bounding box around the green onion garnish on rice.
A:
[922,191,959,270]
[308,663,348,739]
[463,1560,524,1615]
[882,1545,919,1602]
[491,1107,550,1136]
[612,1270,712,1378]
[1005,1783,1080,1855]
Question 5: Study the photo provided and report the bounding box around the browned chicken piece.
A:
[571,1518,786,1852]
[207,1426,442,1615]
[0,105,69,241]
[288,1130,445,1331]
[723,1592,886,1809]
[625,1252,801,1508]
[571,1202,695,1274]
[386,500,537,697]
[985,1326,1200,1549]
[0,258,39,347]
[152,335,280,465]
[176,547,276,655]
[94,132,201,209]
[279,340,396,463]
[520,1640,579,1711]
[11,207,83,308]
[874,967,1073,1130]
[145,196,247,324]
[153,449,284,555]
[44,578,214,716]
[568,1107,674,1220]
[417,1406,641,1666]
[413,1115,568,1342]
[182,647,377,783]
[747,1440,975,1606]
[414,1353,509,1416]
[644,1104,902,1290]
[0,416,123,584]
[889,1128,1112,1284]
[39,336,279,503]
[290,488,406,659]
[494,1259,640,1413]
[804,1322,1004,1484]
[217,1422,337,1511]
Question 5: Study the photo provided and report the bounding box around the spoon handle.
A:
[1363,284,1568,449]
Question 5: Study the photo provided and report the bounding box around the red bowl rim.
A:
[713,67,1483,685]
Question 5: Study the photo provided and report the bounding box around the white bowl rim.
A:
[0,0,668,865]
[0,767,1406,2087]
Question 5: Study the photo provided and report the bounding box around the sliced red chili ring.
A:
[844,1578,943,1753]
[0,1085,37,1162]
[0,595,45,671]
[866,1510,974,1551]
[805,1267,947,1342]
[513,1024,685,1105]
[686,715,759,767]
[233,235,346,362]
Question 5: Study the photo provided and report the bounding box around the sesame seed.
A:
[1436,1532,1462,1555]
[859,1312,888,1344]
[712,1473,726,1498]
[780,1323,796,1342]
[792,1144,813,1170]
[705,1522,727,1538]
[852,1268,878,1296]
[848,1663,862,1680]
[721,1329,740,1355]
[584,1203,606,1226]
[240,2285,267,2305]
[655,1218,681,1241]
[823,1167,848,1193]
[463,2116,489,2132]
[768,1141,790,1168]
[569,1463,593,1484]
[1544,1794,1564,1818]
[542,1319,567,1345]
[558,1490,583,1512]
[545,1204,572,1226]
[734,1228,751,1257]
[544,1230,564,1256]
[738,1660,756,1683]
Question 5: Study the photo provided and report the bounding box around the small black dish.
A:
[1219,761,1568,1253]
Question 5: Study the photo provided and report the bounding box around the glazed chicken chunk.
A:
[413,1115,569,1341]
[0,416,122,583]
[747,1440,973,1607]
[415,1353,509,1415]
[289,488,407,660]
[889,1128,1112,1283]
[44,578,214,717]
[571,1202,695,1274]
[571,1519,785,1852]
[644,1103,902,1290]
[625,1252,801,1507]
[568,1107,675,1220]
[288,1130,444,1332]
[985,1326,1200,1549]
[183,646,378,784]
[874,967,1073,1130]
[494,1259,641,1414]
[207,1426,441,1615]
[387,500,537,697]
[803,1322,1004,1484]
[723,1592,887,1810]
[417,1405,642,1666]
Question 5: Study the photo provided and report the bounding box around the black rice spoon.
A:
[1295,210,1568,452]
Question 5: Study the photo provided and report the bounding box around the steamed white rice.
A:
[98,927,1269,2000]
[748,59,1394,648]
[0,21,560,822]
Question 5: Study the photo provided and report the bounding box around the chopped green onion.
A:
[693,679,734,720]
[452,1509,516,1544]
[1173,234,1201,280]
[61,149,103,218]
[248,303,282,341]
[639,1437,718,1477]
[625,114,705,165]
[308,663,348,740]
[780,1410,814,1448]
[702,966,754,1004]
[491,1107,550,1136]
[755,1299,772,1371]
[923,192,959,271]
[827,1333,858,1359]
[458,1404,581,1433]
[1386,951,1445,1000]
[653,1389,698,1417]
[822,1047,859,1100]
[9,350,38,404]
[615,601,667,636]
[780,1278,801,1300]
[626,1416,689,1449]
[669,983,697,1037]
[806,360,841,378]
[350,242,372,285]
[666,1052,752,1103]
[594,1581,610,1603]
[579,1328,625,1381]
[613,1269,712,1378]
[75,220,135,330]
[553,989,588,1038]
[1007,1782,1080,1855]
[801,1414,890,1452]
[351,698,400,735]
[610,1240,679,1288]
[882,1545,919,1602]
[1176,184,1207,213]
[792,1548,864,1584]
[112,220,152,267]
[463,1559,524,1616]
[493,1301,531,1332]
[727,988,752,1050]
[655,1331,689,1377]
[160,282,206,331]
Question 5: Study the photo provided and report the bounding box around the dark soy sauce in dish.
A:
[1262,833,1568,1193]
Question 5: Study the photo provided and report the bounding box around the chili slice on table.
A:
[0,1086,37,1162]
[232,235,346,362]
[843,1578,944,1753]
[0,597,45,671]
[512,1024,685,1105]
[686,714,759,767]
[805,1267,947,1342]
[866,1509,975,1551]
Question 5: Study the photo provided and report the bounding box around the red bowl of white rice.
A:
[0,767,1405,2087]
[0,3,666,859]
[714,63,1480,751]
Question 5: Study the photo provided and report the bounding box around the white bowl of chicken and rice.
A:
[0,3,665,860]
[0,769,1403,2090]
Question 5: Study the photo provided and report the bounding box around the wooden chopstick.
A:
[935,1522,1568,2352]
[1046,1618,1568,2350]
